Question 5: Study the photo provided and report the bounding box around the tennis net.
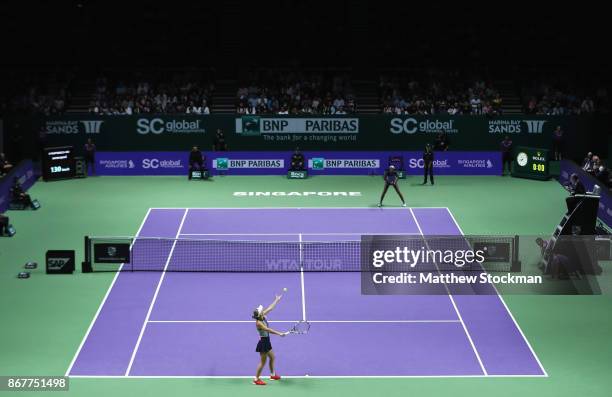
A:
[82,234,520,273]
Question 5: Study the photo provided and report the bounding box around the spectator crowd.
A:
[379,71,503,115]
[2,69,609,116]
[523,91,605,115]
[0,153,13,177]
[2,71,73,116]
[582,152,611,188]
[10,88,69,115]
[521,72,608,115]
[235,71,355,115]
[89,71,214,115]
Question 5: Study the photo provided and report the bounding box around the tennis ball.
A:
[283,287,288,292]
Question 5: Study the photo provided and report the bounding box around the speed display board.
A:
[512,146,550,180]
[42,146,76,181]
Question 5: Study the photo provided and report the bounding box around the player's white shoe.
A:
[377,203,382,207]
[402,203,407,207]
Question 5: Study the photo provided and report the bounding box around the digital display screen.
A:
[512,146,550,180]
[43,146,76,181]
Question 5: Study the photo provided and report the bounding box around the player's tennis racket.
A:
[285,320,310,335]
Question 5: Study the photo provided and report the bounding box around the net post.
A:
[511,234,522,272]
[130,237,134,271]
[82,235,93,273]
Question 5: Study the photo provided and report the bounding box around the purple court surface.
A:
[66,207,546,378]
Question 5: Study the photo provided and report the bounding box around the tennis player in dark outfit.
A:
[378,165,406,207]
[252,295,285,386]
[422,144,434,185]
[500,136,513,176]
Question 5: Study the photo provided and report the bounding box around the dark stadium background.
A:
[1,1,609,68]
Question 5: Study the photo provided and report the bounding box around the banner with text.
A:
[24,115,604,160]
[96,152,189,175]
[95,151,501,176]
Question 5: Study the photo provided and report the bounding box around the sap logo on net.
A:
[142,159,183,169]
[137,118,205,134]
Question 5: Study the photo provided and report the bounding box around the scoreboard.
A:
[42,146,76,181]
[512,146,550,180]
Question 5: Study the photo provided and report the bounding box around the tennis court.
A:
[66,207,546,378]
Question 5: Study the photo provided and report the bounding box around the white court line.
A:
[178,232,421,236]
[409,208,488,376]
[65,208,153,377]
[147,320,461,324]
[68,374,548,379]
[124,208,189,376]
[299,233,307,321]
[150,207,450,210]
[444,208,548,377]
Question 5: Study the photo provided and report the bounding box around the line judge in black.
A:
[10,177,33,207]
[84,138,96,176]
[422,143,434,185]
[188,146,206,179]
[378,165,406,207]
[0,212,9,236]
[500,135,513,176]
[213,129,228,151]
[434,133,449,151]
[290,147,305,171]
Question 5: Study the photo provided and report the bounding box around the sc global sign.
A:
[408,158,450,169]
[389,118,457,134]
[137,118,206,134]
[142,159,184,169]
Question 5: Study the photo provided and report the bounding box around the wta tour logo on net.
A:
[265,258,344,271]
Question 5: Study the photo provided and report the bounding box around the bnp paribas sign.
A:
[235,116,359,135]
